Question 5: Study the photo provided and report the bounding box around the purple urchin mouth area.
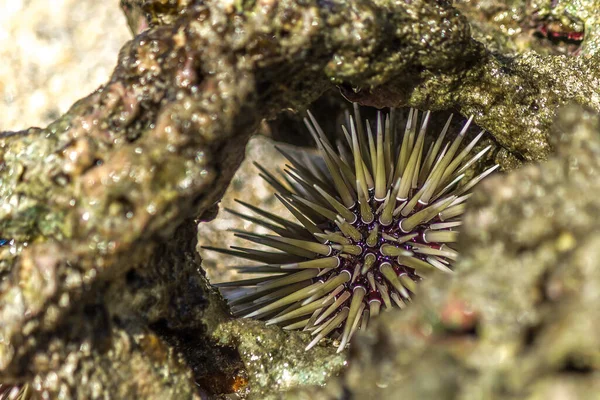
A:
[204,104,498,352]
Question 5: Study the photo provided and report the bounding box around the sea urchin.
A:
[204,105,498,352]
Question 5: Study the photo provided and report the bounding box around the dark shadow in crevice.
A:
[150,319,248,397]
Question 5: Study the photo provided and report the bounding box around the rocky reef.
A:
[1,0,600,398]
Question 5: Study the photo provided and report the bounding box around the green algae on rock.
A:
[214,318,346,397]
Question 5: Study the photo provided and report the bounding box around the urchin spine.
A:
[204,104,498,352]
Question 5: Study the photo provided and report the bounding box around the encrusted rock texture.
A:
[1,0,600,399]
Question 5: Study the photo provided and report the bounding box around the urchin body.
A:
[205,104,498,352]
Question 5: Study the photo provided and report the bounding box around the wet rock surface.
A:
[2,0,600,398]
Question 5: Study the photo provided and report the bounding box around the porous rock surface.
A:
[2,0,600,398]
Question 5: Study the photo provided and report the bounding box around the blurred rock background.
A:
[0,0,130,131]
